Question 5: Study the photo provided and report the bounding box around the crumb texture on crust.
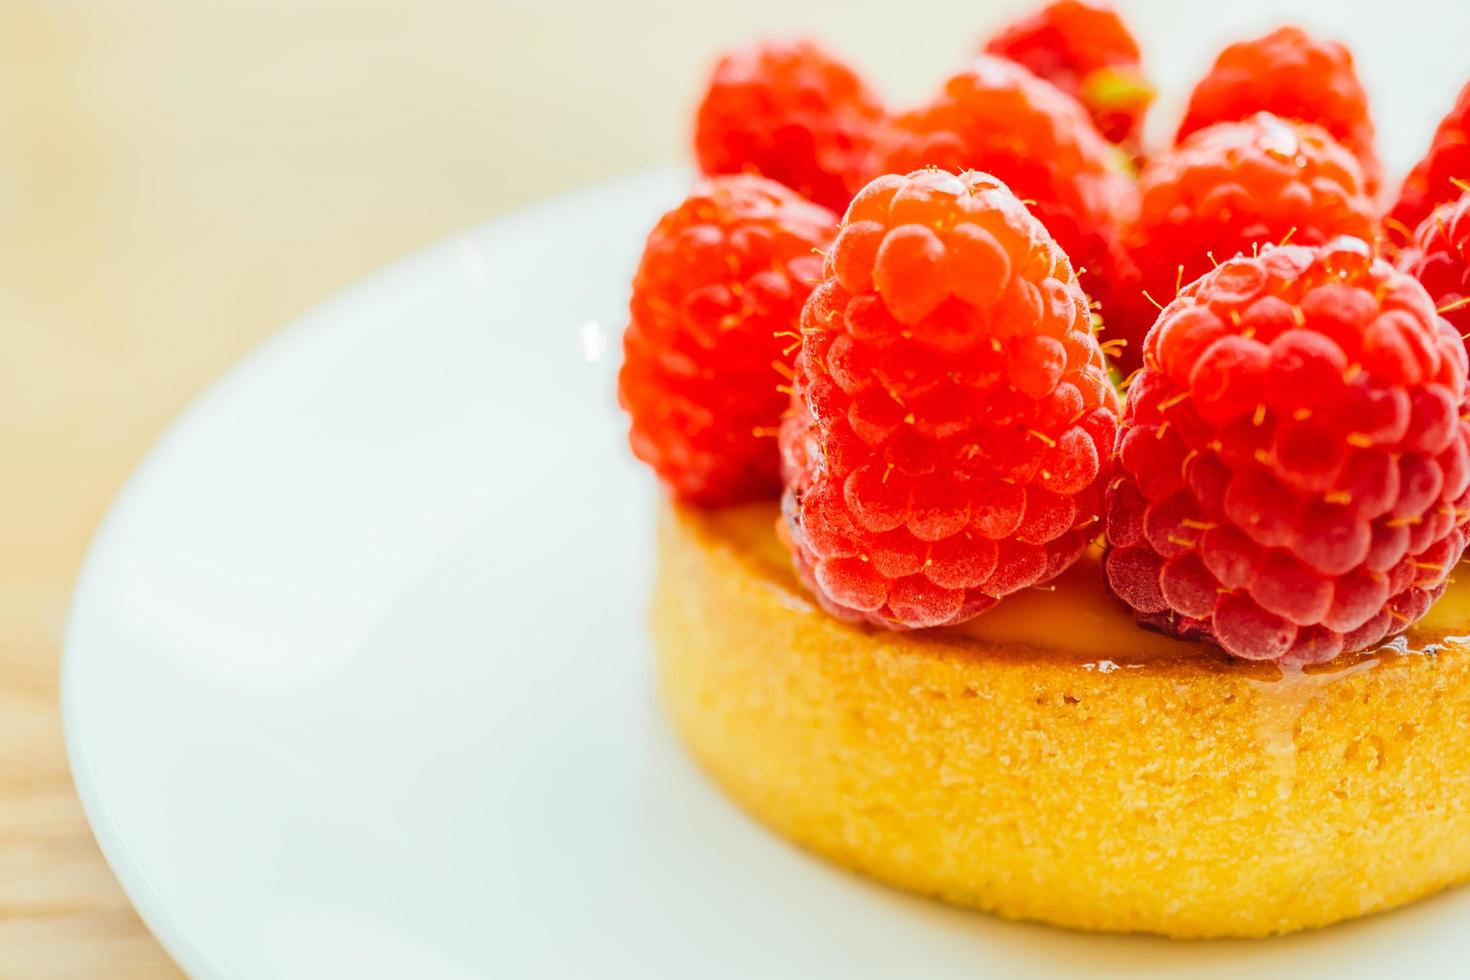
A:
[654,502,1470,938]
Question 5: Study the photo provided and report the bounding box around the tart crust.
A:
[653,502,1470,938]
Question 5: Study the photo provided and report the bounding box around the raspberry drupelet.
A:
[1177,26,1381,197]
[1389,80,1470,246]
[619,174,836,507]
[693,39,886,214]
[780,169,1122,629]
[1402,191,1470,343]
[1105,239,1470,665]
[877,55,1134,324]
[1110,113,1377,377]
[982,0,1154,157]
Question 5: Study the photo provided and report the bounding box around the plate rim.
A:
[59,166,684,978]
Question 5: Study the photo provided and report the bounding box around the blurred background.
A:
[2,0,1468,975]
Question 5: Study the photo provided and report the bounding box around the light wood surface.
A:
[1,0,1466,975]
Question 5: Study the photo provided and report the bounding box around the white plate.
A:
[64,170,1470,979]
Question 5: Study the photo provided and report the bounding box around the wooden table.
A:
[1,0,1459,973]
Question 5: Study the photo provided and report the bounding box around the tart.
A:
[654,502,1470,938]
[619,8,1470,943]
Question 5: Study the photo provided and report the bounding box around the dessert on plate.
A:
[619,1,1470,938]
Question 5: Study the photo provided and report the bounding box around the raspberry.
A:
[1177,26,1381,197]
[1105,240,1470,665]
[982,0,1154,156]
[693,39,886,214]
[619,175,835,506]
[877,55,1134,324]
[1109,113,1376,377]
[1402,192,1470,343]
[1389,80,1470,245]
[780,169,1122,629]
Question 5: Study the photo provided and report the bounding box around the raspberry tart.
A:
[624,9,1470,939]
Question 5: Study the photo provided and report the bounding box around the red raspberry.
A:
[1177,26,1381,197]
[1402,192,1470,343]
[693,40,886,214]
[982,0,1154,156]
[1110,113,1376,377]
[1105,239,1470,665]
[1389,80,1470,246]
[780,170,1122,629]
[619,175,835,506]
[877,56,1134,325]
